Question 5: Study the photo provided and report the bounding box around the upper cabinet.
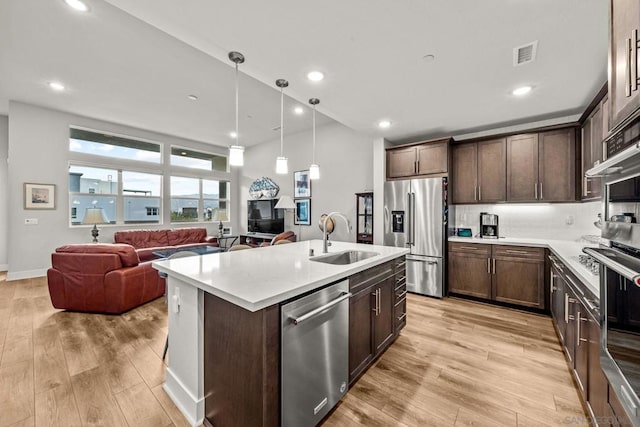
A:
[386,138,451,180]
[609,0,640,132]
[451,128,576,204]
[451,139,506,204]
[581,89,609,200]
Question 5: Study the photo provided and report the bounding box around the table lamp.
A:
[213,210,228,238]
[275,196,297,236]
[82,207,109,243]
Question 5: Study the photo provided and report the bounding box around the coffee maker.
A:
[480,212,499,239]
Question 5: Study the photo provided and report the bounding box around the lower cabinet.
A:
[548,253,631,427]
[448,242,545,309]
[349,256,406,384]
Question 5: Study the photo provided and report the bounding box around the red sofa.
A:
[47,244,165,314]
[113,227,218,262]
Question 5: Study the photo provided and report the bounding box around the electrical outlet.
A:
[566,215,574,225]
[24,218,38,225]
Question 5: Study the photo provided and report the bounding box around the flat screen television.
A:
[247,199,284,234]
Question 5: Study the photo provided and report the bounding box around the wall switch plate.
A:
[566,215,574,225]
[24,218,38,225]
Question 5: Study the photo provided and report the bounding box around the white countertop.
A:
[449,236,600,297]
[152,240,409,312]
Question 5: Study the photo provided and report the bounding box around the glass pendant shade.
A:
[276,156,288,174]
[229,145,244,166]
[309,163,320,180]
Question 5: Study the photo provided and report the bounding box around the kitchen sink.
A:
[310,250,379,265]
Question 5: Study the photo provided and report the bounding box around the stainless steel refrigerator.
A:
[384,177,447,298]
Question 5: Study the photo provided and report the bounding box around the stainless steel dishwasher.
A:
[281,279,351,427]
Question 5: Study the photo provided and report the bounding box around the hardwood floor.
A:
[0,275,586,426]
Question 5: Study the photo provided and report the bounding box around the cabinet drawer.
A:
[493,245,544,260]
[350,260,395,293]
[394,256,406,272]
[394,270,406,290]
[394,297,406,330]
[449,242,491,255]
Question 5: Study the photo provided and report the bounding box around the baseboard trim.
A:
[164,368,204,427]
[0,264,8,272]
[6,268,46,281]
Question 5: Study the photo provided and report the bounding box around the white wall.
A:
[453,201,602,241]
[241,122,372,242]
[6,102,237,280]
[0,116,8,270]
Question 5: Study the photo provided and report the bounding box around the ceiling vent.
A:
[513,41,538,66]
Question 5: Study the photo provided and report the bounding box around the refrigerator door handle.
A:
[411,192,417,246]
[406,192,413,246]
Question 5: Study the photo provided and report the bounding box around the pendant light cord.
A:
[280,86,284,156]
[235,62,239,145]
[312,104,316,164]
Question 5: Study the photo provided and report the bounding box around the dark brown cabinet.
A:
[582,99,605,200]
[451,139,506,204]
[348,256,406,384]
[448,243,492,298]
[609,0,640,131]
[448,243,545,309]
[588,314,609,422]
[493,246,545,309]
[452,128,576,204]
[386,139,450,180]
[506,130,576,202]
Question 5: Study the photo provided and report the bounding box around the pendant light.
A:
[228,51,245,167]
[308,98,320,180]
[275,79,289,174]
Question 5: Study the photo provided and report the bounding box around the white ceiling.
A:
[0,0,608,148]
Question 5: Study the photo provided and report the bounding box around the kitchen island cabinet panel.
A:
[349,286,374,382]
[373,277,395,353]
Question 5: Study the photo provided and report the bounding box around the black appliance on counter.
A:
[479,212,499,239]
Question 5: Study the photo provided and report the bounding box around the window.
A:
[69,165,162,225]
[70,128,161,163]
[69,165,117,225]
[146,207,158,216]
[171,177,229,223]
[123,171,161,223]
[171,147,227,172]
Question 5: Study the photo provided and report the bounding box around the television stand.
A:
[240,232,276,246]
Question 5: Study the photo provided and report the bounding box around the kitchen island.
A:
[152,240,408,427]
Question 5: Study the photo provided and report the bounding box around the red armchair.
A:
[46,244,165,314]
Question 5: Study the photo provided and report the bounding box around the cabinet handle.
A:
[377,288,381,316]
[534,183,538,200]
[460,246,478,250]
[372,289,379,316]
[474,185,478,201]
[396,290,407,300]
[416,160,420,173]
[396,275,406,283]
[492,258,496,275]
[576,311,586,346]
[505,249,529,255]
[634,29,639,92]
[564,293,569,323]
[539,182,543,200]
[627,36,633,97]
[478,185,481,201]
[487,258,491,274]
[397,313,407,323]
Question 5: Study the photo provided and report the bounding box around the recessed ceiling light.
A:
[48,81,65,91]
[378,120,392,129]
[229,131,238,138]
[307,71,324,82]
[187,94,198,101]
[294,106,304,115]
[64,0,89,12]
[512,86,533,96]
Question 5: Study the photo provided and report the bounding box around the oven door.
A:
[585,247,640,426]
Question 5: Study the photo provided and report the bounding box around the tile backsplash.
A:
[451,202,602,241]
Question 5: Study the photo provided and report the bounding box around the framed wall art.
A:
[294,198,311,225]
[294,170,311,198]
[24,183,56,210]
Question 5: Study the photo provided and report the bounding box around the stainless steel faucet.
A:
[322,212,352,253]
